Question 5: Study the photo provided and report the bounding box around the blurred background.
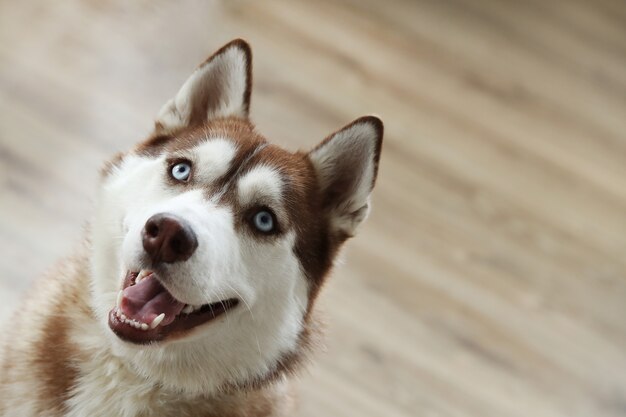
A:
[1,0,625,416]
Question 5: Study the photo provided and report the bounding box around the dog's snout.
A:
[142,213,198,264]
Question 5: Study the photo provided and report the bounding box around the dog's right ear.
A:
[155,39,252,133]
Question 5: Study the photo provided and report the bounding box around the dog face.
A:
[89,40,383,394]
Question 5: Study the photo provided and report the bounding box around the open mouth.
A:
[108,270,238,344]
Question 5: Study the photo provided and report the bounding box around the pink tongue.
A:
[120,274,185,326]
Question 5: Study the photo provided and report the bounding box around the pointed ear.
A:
[155,39,252,133]
[308,116,383,237]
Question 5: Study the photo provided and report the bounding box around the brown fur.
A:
[0,248,89,415]
[34,308,79,414]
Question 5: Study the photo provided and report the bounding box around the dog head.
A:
[90,39,383,394]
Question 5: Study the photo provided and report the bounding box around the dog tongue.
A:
[120,274,185,326]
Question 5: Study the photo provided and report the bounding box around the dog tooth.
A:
[140,323,148,331]
[120,313,127,321]
[116,290,123,309]
[150,313,165,329]
[182,305,194,314]
[136,269,151,285]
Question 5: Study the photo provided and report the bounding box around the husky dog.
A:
[0,39,383,417]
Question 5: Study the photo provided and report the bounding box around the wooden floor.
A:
[1,0,626,416]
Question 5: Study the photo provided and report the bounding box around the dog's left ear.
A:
[155,39,252,133]
[308,116,383,238]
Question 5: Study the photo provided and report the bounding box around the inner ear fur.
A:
[308,116,383,237]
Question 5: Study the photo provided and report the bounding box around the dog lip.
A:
[108,270,239,345]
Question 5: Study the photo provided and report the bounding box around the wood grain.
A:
[1,0,625,416]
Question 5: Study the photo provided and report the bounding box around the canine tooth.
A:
[182,305,194,314]
[135,270,151,284]
[116,290,123,309]
[120,313,127,321]
[150,313,165,329]
[140,323,148,331]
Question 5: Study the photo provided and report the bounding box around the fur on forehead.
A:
[134,117,264,157]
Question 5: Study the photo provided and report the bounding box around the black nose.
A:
[142,213,198,264]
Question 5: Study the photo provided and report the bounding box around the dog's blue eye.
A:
[171,162,191,181]
[253,210,275,233]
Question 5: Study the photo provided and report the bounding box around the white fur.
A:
[237,165,284,210]
[66,313,294,417]
[192,138,237,183]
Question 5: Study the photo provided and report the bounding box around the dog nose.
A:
[142,213,198,264]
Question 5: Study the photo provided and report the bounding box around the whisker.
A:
[214,287,232,333]
[224,282,262,361]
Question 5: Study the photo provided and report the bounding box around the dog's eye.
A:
[252,210,275,233]
[171,162,192,182]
